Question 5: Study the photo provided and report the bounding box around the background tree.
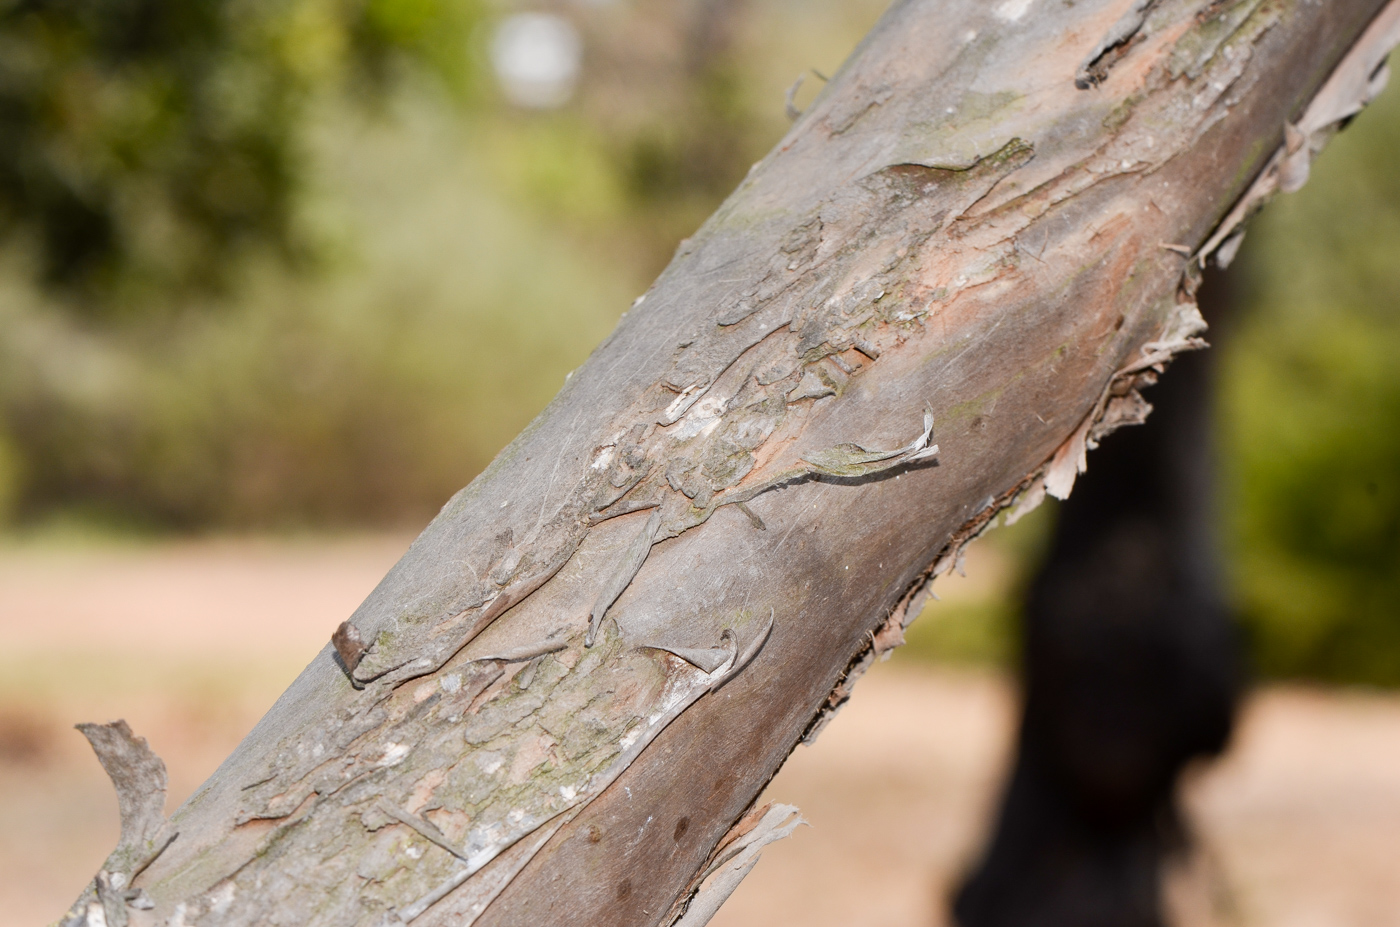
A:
[0,0,488,310]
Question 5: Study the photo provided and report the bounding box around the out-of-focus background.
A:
[1,2,1397,925]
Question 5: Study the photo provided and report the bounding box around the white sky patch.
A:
[995,0,1036,22]
[491,13,583,109]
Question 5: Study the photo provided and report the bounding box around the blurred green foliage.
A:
[0,0,485,312]
[0,0,1395,686]
[0,0,889,531]
[0,96,633,528]
[1221,81,1400,687]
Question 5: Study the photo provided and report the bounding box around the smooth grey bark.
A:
[63,1,1400,926]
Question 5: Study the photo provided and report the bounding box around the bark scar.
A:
[1076,0,1161,89]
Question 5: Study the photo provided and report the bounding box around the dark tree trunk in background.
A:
[955,269,1241,927]
[60,3,1400,927]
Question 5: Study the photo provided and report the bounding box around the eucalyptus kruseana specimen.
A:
[63,1,1400,925]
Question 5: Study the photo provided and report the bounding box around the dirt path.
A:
[1,538,1396,927]
[719,674,1400,927]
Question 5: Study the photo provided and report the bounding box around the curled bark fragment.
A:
[78,721,168,855]
[1213,230,1246,269]
[96,870,127,927]
[1046,301,1206,500]
[588,507,664,647]
[667,803,805,927]
[1005,477,1048,526]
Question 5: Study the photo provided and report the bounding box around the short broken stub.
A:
[60,721,176,927]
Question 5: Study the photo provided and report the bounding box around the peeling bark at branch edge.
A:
[1196,0,1400,263]
[792,294,1206,751]
[782,0,1400,864]
[664,804,805,927]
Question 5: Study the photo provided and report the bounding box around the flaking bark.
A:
[63,1,1400,925]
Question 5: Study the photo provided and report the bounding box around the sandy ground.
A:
[0,537,1397,927]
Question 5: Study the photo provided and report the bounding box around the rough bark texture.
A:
[62,1,1400,925]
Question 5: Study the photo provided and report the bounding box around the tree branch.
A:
[62,1,1400,925]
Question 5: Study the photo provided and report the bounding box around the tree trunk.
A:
[63,1,1400,925]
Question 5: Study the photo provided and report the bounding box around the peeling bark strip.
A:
[68,1,1400,925]
[666,803,805,927]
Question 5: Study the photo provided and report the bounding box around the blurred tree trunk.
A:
[63,1,1400,926]
[954,266,1242,927]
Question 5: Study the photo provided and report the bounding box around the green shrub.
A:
[0,99,631,530]
[1221,83,1400,686]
